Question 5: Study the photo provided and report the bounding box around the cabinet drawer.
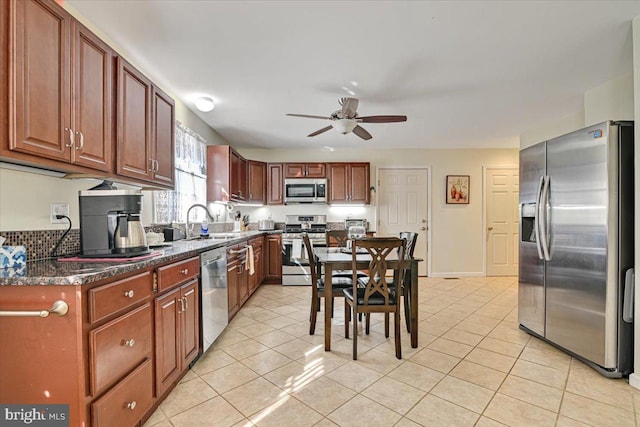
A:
[90,303,152,396]
[88,271,152,323]
[156,257,199,292]
[91,359,153,427]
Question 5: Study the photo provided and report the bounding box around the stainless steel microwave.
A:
[284,178,327,204]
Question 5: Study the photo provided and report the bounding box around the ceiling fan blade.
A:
[286,113,332,120]
[308,125,333,137]
[357,115,408,123]
[352,125,373,140]
[340,97,359,118]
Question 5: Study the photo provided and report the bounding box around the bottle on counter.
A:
[201,219,209,237]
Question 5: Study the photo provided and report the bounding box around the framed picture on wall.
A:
[446,175,469,204]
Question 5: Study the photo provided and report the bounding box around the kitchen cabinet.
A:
[247,160,266,204]
[267,163,284,205]
[116,57,175,188]
[207,145,248,202]
[0,270,155,426]
[327,162,370,204]
[285,162,326,178]
[7,0,112,172]
[263,234,283,284]
[154,257,200,397]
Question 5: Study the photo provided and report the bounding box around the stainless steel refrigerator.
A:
[518,120,634,377]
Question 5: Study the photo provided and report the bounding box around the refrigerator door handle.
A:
[533,175,545,260]
[623,268,634,323]
[539,175,551,261]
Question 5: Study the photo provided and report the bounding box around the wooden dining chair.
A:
[343,237,406,360]
[303,233,352,335]
[398,231,418,331]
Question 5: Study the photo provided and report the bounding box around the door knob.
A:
[420,227,427,231]
[488,227,494,231]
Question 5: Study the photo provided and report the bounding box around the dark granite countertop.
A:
[0,231,281,286]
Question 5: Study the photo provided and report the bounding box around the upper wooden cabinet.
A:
[8,0,112,172]
[284,163,326,178]
[116,57,175,188]
[247,160,266,204]
[267,163,284,205]
[327,162,370,204]
[207,145,248,202]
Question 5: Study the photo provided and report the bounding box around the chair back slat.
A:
[326,229,349,247]
[353,237,406,306]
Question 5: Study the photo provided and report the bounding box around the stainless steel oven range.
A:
[281,214,327,286]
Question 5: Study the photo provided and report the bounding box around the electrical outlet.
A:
[50,203,70,224]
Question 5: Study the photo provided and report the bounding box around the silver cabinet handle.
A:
[75,131,84,150]
[127,401,137,410]
[0,300,69,318]
[121,338,135,347]
[64,128,74,148]
[181,268,189,275]
[124,290,135,298]
[154,159,159,172]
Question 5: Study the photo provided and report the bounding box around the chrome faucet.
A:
[186,203,215,239]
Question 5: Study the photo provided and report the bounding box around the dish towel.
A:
[292,239,303,259]
[246,245,255,275]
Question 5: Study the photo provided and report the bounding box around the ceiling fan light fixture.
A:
[333,119,357,135]
[195,96,215,112]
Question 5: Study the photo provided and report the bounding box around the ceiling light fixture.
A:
[333,119,357,135]
[195,96,215,112]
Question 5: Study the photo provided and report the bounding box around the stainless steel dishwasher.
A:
[200,247,228,354]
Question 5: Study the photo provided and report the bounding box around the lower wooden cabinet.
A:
[264,234,283,284]
[91,359,153,427]
[153,260,200,398]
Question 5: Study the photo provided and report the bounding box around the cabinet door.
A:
[284,163,306,178]
[180,281,199,367]
[70,21,112,171]
[230,150,246,200]
[348,163,370,204]
[267,163,284,205]
[154,288,181,397]
[305,163,326,178]
[264,235,282,283]
[327,163,349,203]
[152,87,175,187]
[247,160,266,203]
[116,57,153,182]
[11,0,71,162]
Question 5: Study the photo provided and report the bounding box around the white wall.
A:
[584,73,634,126]
[239,147,518,276]
[519,110,585,149]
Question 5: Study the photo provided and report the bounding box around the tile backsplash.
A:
[1,229,81,261]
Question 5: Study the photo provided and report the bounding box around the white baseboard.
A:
[629,373,640,390]
[429,271,485,278]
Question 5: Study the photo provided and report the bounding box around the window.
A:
[154,121,207,224]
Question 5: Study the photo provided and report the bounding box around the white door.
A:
[377,168,429,276]
[485,167,519,276]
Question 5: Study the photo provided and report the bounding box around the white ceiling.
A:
[68,0,640,150]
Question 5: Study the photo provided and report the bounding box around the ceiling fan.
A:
[286,97,407,140]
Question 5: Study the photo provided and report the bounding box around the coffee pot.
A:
[114,214,148,253]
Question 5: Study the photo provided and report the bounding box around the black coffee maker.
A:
[79,181,150,258]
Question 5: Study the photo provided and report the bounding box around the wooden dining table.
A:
[313,247,422,351]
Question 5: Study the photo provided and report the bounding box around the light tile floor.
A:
[143,277,640,427]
